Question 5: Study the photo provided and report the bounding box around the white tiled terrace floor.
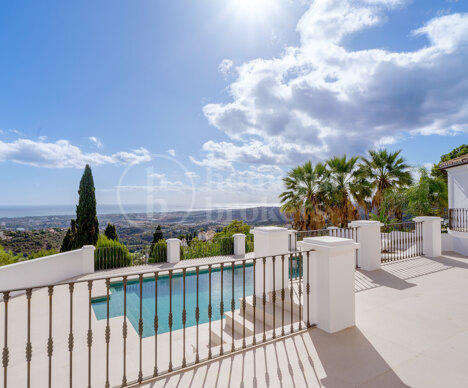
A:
[142,252,468,388]
[3,252,468,387]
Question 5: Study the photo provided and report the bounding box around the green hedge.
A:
[94,235,133,270]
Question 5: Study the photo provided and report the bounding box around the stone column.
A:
[349,220,383,271]
[413,216,442,258]
[300,236,359,333]
[233,233,246,256]
[253,226,289,298]
[166,238,181,263]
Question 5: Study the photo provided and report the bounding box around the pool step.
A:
[240,295,301,328]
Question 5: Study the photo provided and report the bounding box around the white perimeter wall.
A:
[0,246,95,293]
[447,164,468,209]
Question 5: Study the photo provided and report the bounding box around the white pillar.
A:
[81,245,95,274]
[253,226,289,297]
[413,217,442,258]
[288,230,297,252]
[233,233,246,256]
[166,238,181,263]
[300,236,359,334]
[349,220,383,271]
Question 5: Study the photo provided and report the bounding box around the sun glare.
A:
[229,0,278,22]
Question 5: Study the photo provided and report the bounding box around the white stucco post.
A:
[253,226,289,298]
[299,236,359,333]
[413,217,442,258]
[166,238,181,263]
[349,220,383,271]
[81,245,95,273]
[233,233,246,256]
[288,230,297,252]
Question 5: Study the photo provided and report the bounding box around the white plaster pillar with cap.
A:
[233,233,246,256]
[166,238,181,263]
[349,220,383,271]
[288,230,297,252]
[299,236,359,333]
[413,216,442,257]
[253,226,289,298]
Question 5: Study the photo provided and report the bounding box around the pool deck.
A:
[2,252,468,387]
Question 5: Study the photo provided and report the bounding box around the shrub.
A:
[0,245,22,267]
[27,249,59,260]
[94,235,132,270]
[149,239,167,263]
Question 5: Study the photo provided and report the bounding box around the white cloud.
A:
[0,138,151,168]
[185,171,200,179]
[218,59,234,78]
[167,149,176,156]
[198,1,468,168]
[89,136,103,148]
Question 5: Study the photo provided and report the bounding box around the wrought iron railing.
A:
[294,226,359,268]
[380,222,423,262]
[0,249,314,387]
[448,208,468,232]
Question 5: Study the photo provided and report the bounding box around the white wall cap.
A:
[413,216,442,222]
[254,226,288,233]
[349,220,383,227]
[233,233,245,237]
[82,245,95,250]
[288,230,297,234]
[303,236,355,246]
[166,238,181,242]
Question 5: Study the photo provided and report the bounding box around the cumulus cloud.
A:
[185,171,200,179]
[0,138,151,168]
[218,59,234,78]
[167,149,176,156]
[89,136,103,148]
[197,1,468,168]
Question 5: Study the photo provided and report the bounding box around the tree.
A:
[151,225,164,251]
[431,144,468,181]
[326,155,371,227]
[214,220,251,238]
[61,219,77,252]
[359,149,412,212]
[104,223,118,241]
[279,161,328,230]
[75,165,99,247]
[60,165,99,251]
[406,168,448,216]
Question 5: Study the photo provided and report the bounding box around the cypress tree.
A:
[60,219,77,252]
[75,165,99,247]
[151,225,164,250]
[104,223,118,241]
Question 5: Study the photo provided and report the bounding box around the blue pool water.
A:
[92,265,254,337]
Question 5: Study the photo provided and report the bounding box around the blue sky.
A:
[0,0,467,214]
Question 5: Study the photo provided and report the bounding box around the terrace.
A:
[0,218,467,388]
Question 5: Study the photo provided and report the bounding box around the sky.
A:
[0,0,467,215]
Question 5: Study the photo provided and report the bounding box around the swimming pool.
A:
[92,264,254,337]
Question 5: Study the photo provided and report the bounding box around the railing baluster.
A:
[242,261,246,348]
[289,254,294,334]
[87,281,93,388]
[138,274,143,381]
[306,251,311,327]
[182,268,187,367]
[220,263,224,355]
[153,272,158,377]
[69,283,74,388]
[105,279,110,388]
[298,252,303,330]
[195,267,200,363]
[272,256,276,339]
[252,259,256,346]
[122,277,128,386]
[2,292,10,388]
[262,257,266,343]
[231,261,235,352]
[208,265,212,359]
[47,286,54,388]
[26,289,32,388]
[168,270,173,372]
[281,255,285,336]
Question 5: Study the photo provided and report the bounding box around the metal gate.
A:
[380,221,423,262]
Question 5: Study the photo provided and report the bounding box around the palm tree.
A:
[326,155,371,227]
[279,161,327,230]
[359,149,413,213]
